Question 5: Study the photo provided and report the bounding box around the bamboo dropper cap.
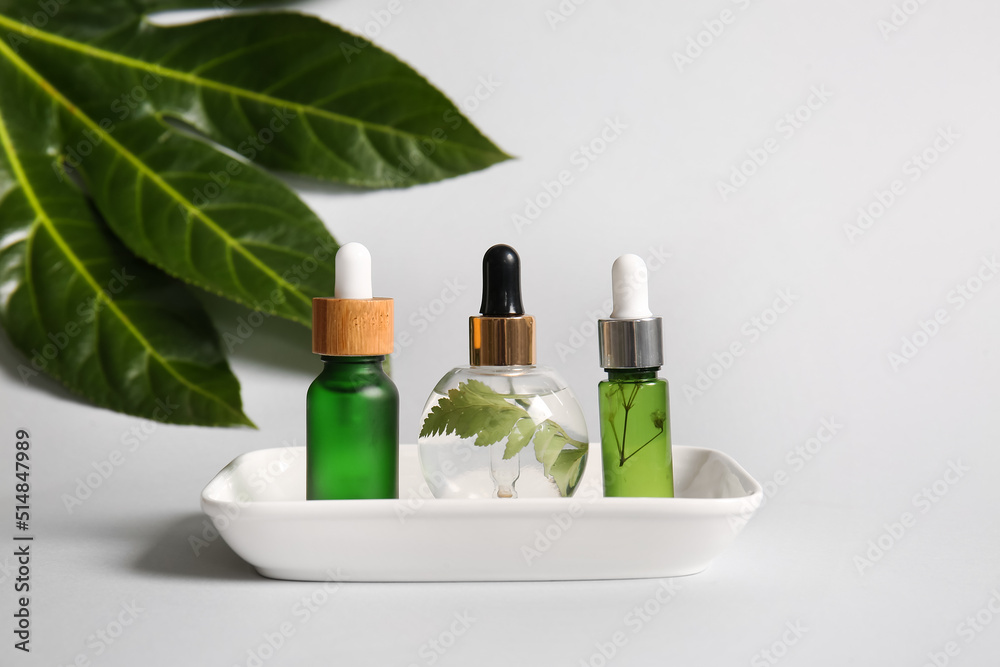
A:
[312,243,393,356]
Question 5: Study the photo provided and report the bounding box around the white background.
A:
[2,0,999,665]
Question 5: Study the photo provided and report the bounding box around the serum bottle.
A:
[307,243,398,500]
[417,245,589,499]
[598,254,674,497]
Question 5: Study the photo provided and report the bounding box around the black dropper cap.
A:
[470,244,535,365]
[479,244,524,316]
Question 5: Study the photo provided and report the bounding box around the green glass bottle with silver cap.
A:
[598,254,674,497]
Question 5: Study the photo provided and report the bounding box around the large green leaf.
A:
[0,20,337,325]
[0,47,251,425]
[0,3,511,188]
[0,0,509,321]
[0,0,509,424]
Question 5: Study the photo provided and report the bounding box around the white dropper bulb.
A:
[610,254,652,319]
[334,242,373,299]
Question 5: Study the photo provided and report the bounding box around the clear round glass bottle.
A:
[417,365,589,499]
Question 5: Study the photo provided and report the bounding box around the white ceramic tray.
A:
[201,445,762,582]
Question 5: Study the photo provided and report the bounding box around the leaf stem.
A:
[621,427,665,465]
[619,406,630,467]
[616,383,640,466]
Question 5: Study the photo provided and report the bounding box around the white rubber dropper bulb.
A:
[610,254,652,319]
[334,242,373,299]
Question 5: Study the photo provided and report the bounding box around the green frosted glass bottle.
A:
[599,368,673,497]
[306,242,398,500]
[307,355,398,499]
[597,253,674,498]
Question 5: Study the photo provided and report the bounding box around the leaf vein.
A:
[0,48,247,422]
[0,15,506,158]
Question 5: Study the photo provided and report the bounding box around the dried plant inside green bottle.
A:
[599,368,673,497]
[597,253,674,498]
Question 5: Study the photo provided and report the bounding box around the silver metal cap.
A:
[598,317,663,369]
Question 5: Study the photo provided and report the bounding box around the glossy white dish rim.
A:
[201,445,763,515]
